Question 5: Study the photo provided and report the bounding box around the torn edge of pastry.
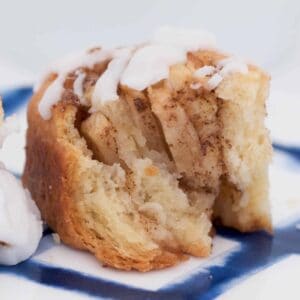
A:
[23,26,272,271]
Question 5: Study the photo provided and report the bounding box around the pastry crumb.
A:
[144,165,159,176]
[52,233,61,244]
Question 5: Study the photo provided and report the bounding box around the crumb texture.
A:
[23,49,272,271]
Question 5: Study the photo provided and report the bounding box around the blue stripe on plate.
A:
[1,86,33,115]
[163,221,300,300]
[1,86,300,299]
[1,86,300,163]
[273,143,300,162]
[1,218,300,300]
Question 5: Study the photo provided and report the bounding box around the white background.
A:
[0,0,299,144]
[0,2,300,299]
[0,0,299,79]
[0,0,299,161]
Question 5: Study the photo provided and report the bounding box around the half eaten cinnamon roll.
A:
[23,27,272,271]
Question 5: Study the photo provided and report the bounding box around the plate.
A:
[0,87,300,300]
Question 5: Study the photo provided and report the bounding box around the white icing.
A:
[206,73,223,91]
[0,167,43,265]
[34,49,113,93]
[38,74,65,120]
[0,106,42,265]
[73,71,86,105]
[38,48,113,120]
[121,44,186,91]
[194,66,216,78]
[37,27,250,118]
[153,26,216,51]
[192,57,248,92]
[50,48,112,77]
[120,27,216,93]
[91,47,133,111]
[217,57,248,76]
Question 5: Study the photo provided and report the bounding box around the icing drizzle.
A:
[37,27,248,120]
[38,48,113,119]
[193,56,248,91]
[120,44,186,91]
[91,47,134,112]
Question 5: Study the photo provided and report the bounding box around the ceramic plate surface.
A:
[0,87,300,300]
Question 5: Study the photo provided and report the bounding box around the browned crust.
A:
[23,76,186,271]
[23,49,272,271]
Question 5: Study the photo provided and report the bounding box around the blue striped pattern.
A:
[1,221,300,299]
[1,86,300,299]
[1,86,33,115]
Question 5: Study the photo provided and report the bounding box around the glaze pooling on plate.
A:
[0,106,42,265]
[0,168,42,265]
